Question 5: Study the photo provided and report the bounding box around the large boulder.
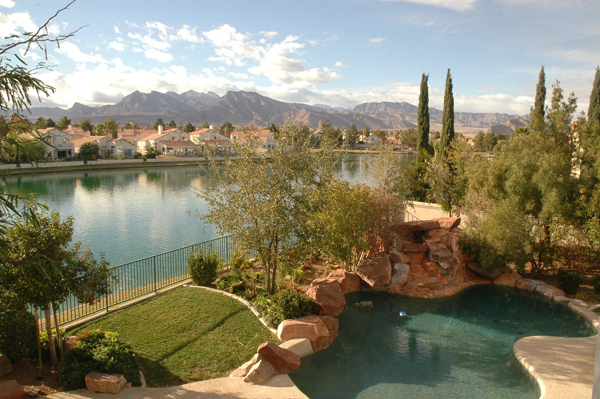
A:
[493,272,522,287]
[436,217,461,230]
[243,359,277,384]
[397,217,461,232]
[326,270,362,294]
[0,381,23,399]
[356,252,392,291]
[85,372,128,395]
[319,315,339,346]
[388,263,410,294]
[230,354,260,377]
[403,243,428,253]
[0,354,13,377]
[516,278,542,292]
[389,249,410,264]
[426,242,453,270]
[257,342,301,374]
[277,315,336,352]
[466,262,505,280]
[307,278,346,317]
[400,277,444,297]
[534,282,566,298]
[279,338,314,358]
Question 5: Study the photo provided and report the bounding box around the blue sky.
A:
[1,0,599,115]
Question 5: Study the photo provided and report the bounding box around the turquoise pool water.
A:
[289,286,595,399]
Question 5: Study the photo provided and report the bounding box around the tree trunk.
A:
[52,303,64,360]
[35,313,42,369]
[44,307,58,369]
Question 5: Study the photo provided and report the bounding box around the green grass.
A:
[69,287,278,387]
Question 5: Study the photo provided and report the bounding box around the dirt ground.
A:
[3,359,63,396]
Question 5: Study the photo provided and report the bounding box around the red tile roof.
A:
[159,140,198,147]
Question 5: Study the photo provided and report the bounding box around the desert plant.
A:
[260,289,313,327]
[58,330,140,390]
[558,270,582,296]
[229,250,252,271]
[188,249,221,286]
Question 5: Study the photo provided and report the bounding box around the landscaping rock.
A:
[277,315,333,352]
[64,335,79,352]
[326,270,362,294]
[426,242,454,270]
[516,278,542,292]
[319,315,339,347]
[388,263,410,294]
[243,359,277,384]
[466,262,504,280]
[307,278,346,317]
[398,217,461,232]
[534,282,566,298]
[0,381,23,399]
[436,217,461,230]
[407,252,426,265]
[425,229,453,246]
[356,252,392,291]
[422,261,442,279]
[0,354,13,377]
[403,243,428,253]
[389,249,410,264]
[85,372,128,395]
[553,295,570,303]
[279,338,314,358]
[257,342,300,374]
[230,354,259,377]
[493,272,521,287]
[400,277,444,297]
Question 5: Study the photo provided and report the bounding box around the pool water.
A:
[289,285,595,399]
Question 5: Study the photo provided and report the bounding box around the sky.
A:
[1,0,599,116]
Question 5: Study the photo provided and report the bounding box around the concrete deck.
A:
[48,375,309,399]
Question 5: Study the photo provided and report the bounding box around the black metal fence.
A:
[37,235,236,328]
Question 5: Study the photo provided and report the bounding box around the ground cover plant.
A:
[69,287,278,386]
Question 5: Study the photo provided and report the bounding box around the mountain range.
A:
[25,90,528,133]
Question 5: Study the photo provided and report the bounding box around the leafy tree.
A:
[425,141,469,216]
[103,118,118,138]
[197,123,338,295]
[363,126,370,138]
[417,73,432,160]
[123,122,133,129]
[440,69,455,159]
[346,124,359,146]
[2,209,111,369]
[201,120,210,129]
[34,117,47,130]
[145,147,160,158]
[154,118,165,129]
[79,141,99,160]
[320,120,343,148]
[219,121,234,138]
[57,115,71,130]
[590,67,600,126]
[168,120,176,128]
[184,122,195,133]
[531,66,546,133]
[79,118,93,133]
[398,128,417,147]
[372,129,388,141]
[46,118,56,127]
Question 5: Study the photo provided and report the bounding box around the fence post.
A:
[153,256,157,293]
[105,277,109,313]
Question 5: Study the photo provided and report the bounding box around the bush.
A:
[229,250,252,271]
[558,270,582,296]
[0,291,36,363]
[259,289,314,328]
[188,249,221,286]
[217,270,265,299]
[40,327,66,364]
[58,330,140,390]
[216,273,246,295]
[593,275,600,295]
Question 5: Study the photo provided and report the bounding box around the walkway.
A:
[48,375,308,399]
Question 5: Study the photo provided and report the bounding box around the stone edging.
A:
[185,285,277,335]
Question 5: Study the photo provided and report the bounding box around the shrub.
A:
[217,270,265,299]
[58,330,140,390]
[593,275,600,295]
[216,273,246,295]
[558,270,582,296]
[229,250,252,271]
[260,289,313,328]
[0,291,36,363]
[40,327,66,364]
[188,249,221,286]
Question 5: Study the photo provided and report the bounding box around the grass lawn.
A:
[69,287,278,387]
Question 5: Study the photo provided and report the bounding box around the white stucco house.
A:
[109,138,137,158]
[33,128,75,159]
[137,127,199,156]
[73,135,111,158]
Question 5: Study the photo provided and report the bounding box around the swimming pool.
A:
[289,285,594,399]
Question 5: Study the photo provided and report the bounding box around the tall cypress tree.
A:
[589,67,600,127]
[440,69,455,159]
[531,66,546,132]
[417,73,430,160]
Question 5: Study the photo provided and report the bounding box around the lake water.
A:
[0,154,414,266]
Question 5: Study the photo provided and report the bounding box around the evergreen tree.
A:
[588,67,600,129]
[440,69,455,159]
[46,118,55,127]
[184,122,195,133]
[417,73,430,160]
[347,124,359,146]
[168,120,176,128]
[531,66,546,132]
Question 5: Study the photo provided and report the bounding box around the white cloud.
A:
[0,0,15,8]
[171,25,203,43]
[114,25,120,34]
[203,24,262,66]
[19,47,40,61]
[335,61,346,68]
[55,42,108,64]
[369,37,387,46]
[144,48,173,62]
[230,72,252,80]
[0,11,37,37]
[128,32,171,50]
[381,0,477,12]
[109,41,126,51]
[259,31,278,38]
[146,21,172,38]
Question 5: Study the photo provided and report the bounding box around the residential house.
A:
[31,128,75,159]
[137,126,199,156]
[109,138,137,158]
[73,135,111,158]
[189,129,232,153]
[231,129,276,151]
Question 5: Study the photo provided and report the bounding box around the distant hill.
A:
[487,116,529,135]
[24,90,527,131]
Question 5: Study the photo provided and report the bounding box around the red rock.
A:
[257,342,301,374]
[307,278,346,317]
[516,278,541,292]
[243,359,277,384]
[356,252,392,291]
[327,270,362,294]
[534,281,566,298]
[85,372,127,395]
[400,278,444,297]
[403,243,428,253]
[408,263,430,281]
[422,261,441,278]
[389,249,410,264]
[425,229,452,246]
[400,220,441,231]
[0,381,23,399]
[0,355,13,377]
[493,272,521,287]
[230,353,259,377]
[466,262,505,280]
[435,217,461,230]
[318,315,339,346]
[277,315,332,352]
